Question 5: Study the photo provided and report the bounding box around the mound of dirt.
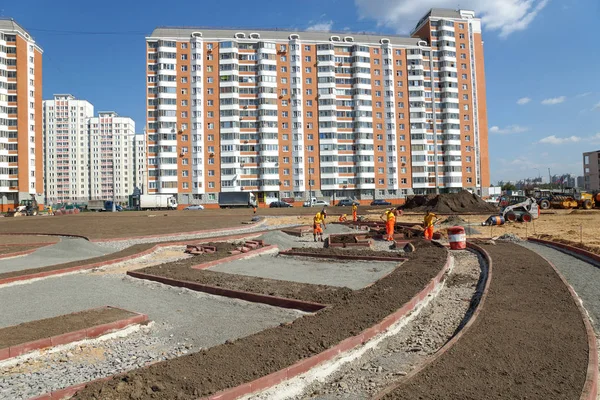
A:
[403,190,497,214]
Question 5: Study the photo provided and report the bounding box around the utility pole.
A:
[548,168,552,188]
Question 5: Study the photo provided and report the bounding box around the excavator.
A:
[6,195,39,217]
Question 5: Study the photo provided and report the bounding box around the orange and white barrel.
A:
[447,226,466,250]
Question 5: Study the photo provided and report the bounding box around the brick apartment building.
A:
[0,18,43,212]
[145,8,489,206]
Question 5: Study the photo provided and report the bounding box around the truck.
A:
[87,200,122,212]
[218,192,257,208]
[139,194,178,210]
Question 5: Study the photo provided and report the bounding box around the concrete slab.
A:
[0,238,115,274]
[207,253,399,289]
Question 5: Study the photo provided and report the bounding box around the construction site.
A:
[0,191,598,400]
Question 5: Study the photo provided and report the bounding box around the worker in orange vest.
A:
[339,214,348,222]
[352,203,358,222]
[313,210,326,242]
[381,208,396,241]
[424,211,438,240]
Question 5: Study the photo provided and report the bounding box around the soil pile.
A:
[403,190,497,214]
[439,216,481,235]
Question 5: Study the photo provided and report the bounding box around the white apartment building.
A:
[133,133,147,193]
[43,95,144,204]
[88,111,136,202]
[43,94,94,203]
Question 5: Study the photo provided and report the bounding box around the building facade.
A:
[43,95,143,204]
[0,18,43,212]
[583,150,600,192]
[133,133,147,194]
[145,8,489,205]
[43,94,94,203]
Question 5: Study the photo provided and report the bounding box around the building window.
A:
[305,67,311,73]
[459,33,465,39]
[208,182,215,188]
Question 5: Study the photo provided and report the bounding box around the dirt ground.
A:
[380,242,588,400]
[0,235,60,245]
[0,307,136,348]
[73,241,447,400]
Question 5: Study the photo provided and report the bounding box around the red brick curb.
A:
[0,245,49,260]
[528,237,600,265]
[279,250,408,263]
[372,241,493,400]
[0,232,270,287]
[90,219,268,243]
[190,245,279,270]
[526,240,599,400]
[126,270,325,313]
[200,250,453,400]
[0,306,148,363]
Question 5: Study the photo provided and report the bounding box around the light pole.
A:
[111,158,117,212]
[306,146,313,201]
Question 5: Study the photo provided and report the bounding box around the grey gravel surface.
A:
[251,250,483,400]
[209,254,399,289]
[0,238,115,274]
[93,221,301,251]
[0,272,304,399]
[520,242,600,332]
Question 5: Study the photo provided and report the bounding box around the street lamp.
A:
[306,146,313,201]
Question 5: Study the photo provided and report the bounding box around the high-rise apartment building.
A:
[43,95,143,204]
[146,8,489,205]
[583,150,600,192]
[43,94,94,203]
[0,18,43,212]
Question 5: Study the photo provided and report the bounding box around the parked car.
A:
[371,199,392,206]
[269,201,292,208]
[303,199,330,207]
[184,205,205,210]
[336,199,360,207]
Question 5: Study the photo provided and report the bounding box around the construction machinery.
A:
[499,196,539,223]
[7,195,39,217]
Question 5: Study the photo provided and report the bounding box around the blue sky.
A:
[6,0,600,184]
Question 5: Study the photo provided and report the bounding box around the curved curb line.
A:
[0,306,148,363]
[527,241,598,400]
[0,233,91,241]
[90,218,268,242]
[0,244,52,260]
[372,241,493,400]
[0,231,268,287]
[200,250,453,400]
[528,237,600,267]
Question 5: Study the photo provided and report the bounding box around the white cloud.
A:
[354,0,549,38]
[306,20,334,32]
[489,125,529,134]
[541,96,566,105]
[516,97,531,105]
[538,135,582,145]
[593,102,600,111]
[576,92,592,98]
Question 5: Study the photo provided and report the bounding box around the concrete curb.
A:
[0,244,52,260]
[526,240,599,400]
[126,270,326,313]
[0,232,268,287]
[0,233,91,241]
[200,249,453,400]
[279,250,407,263]
[90,218,268,243]
[0,306,148,362]
[528,237,600,266]
[371,241,492,400]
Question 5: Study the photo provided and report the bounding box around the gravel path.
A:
[0,238,115,274]
[520,242,600,333]
[0,270,304,399]
[209,254,399,290]
[93,221,301,251]
[250,250,483,400]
